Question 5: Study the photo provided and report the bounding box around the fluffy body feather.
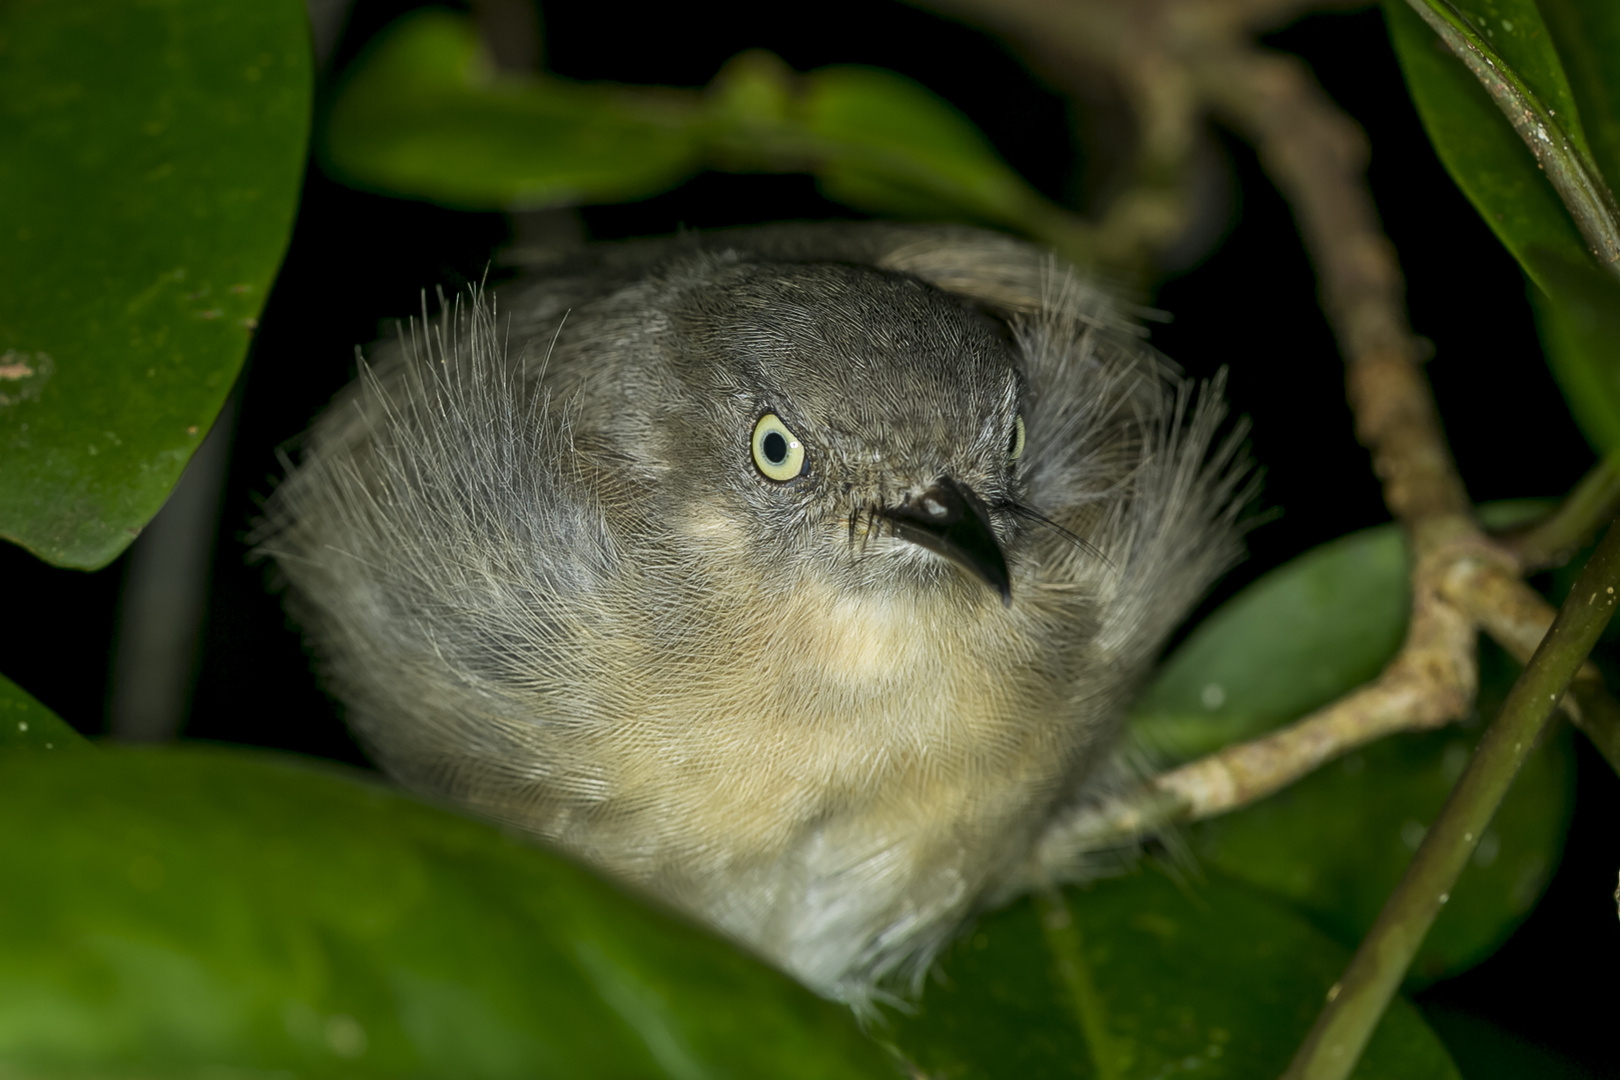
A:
[263,224,1247,1001]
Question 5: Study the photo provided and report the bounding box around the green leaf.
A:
[884,868,1459,1079]
[1129,525,1411,761]
[321,12,1095,262]
[322,11,705,210]
[0,673,89,752]
[1539,0,1620,197]
[0,0,312,568]
[1385,0,1620,451]
[1523,241,1620,451]
[796,65,1062,236]
[1131,504,1570,986]
[1427,0,1598,161]
[0,747,896,1079]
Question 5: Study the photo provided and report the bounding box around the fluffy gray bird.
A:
[263,223,1248,1003]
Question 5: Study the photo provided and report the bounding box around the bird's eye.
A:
[1008,414,1027,461]
[751,412,806,482]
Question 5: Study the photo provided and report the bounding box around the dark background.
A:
[5,2,1612,1074]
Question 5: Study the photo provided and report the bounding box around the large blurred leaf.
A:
[0,747,896,1079]
[0,673,87,752]
[321,11,1091,255]
[1385,0,1620,450]
[0,0,311,568]
[1130,506,1571,986]
[883,868,1459,1079]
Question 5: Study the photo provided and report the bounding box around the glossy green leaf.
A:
[1385,0,1620,450]
[1130,504,1569,986]
[0,747,896,1079]
[1425,0,1597,161]
[1540,0,1620,194]
[0,0,312,568]
[0,673,88,752]
[1129,524,1411,762]
[883,868,1459,1079]
[320,12,1089,257]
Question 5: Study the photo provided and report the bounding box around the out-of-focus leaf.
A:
[1385,0,1620,450]
[1129,525,1410,761]
[1524,243,1620,448]
[322,11,704,210]
[1131,504,1567,986]
[0,747,896,1079]
[883,868,1459,1079]
[321,12,1092,259]
[796,65,1062,235]
[0,0,311,568]
[0,674,88,752]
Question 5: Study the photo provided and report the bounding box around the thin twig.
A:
[1040,583,1473,851]
[1497,451,1620,571]
[1283,519,1620,1080]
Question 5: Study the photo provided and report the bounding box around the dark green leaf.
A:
[0,673,88,752]
[0,0,311,568]
[0,747,896,1079]
[884,868,1459,1079]
[1385,0,1620,450]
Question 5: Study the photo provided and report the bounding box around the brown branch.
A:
[912,0,1619,855]
[1040,569,1474,852]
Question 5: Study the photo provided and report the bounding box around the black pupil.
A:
[762,431,788,464]
[1009,425,1019,453]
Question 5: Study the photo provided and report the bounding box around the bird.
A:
[261,222,1250,1004]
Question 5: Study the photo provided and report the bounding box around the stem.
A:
[1498,451,1620,571]
[1282,518,1620,1080]
[1442,556,1620,777]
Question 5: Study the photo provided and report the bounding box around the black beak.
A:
[882,476,1011,605]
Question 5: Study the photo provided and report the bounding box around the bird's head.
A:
[600,258,1030,607]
